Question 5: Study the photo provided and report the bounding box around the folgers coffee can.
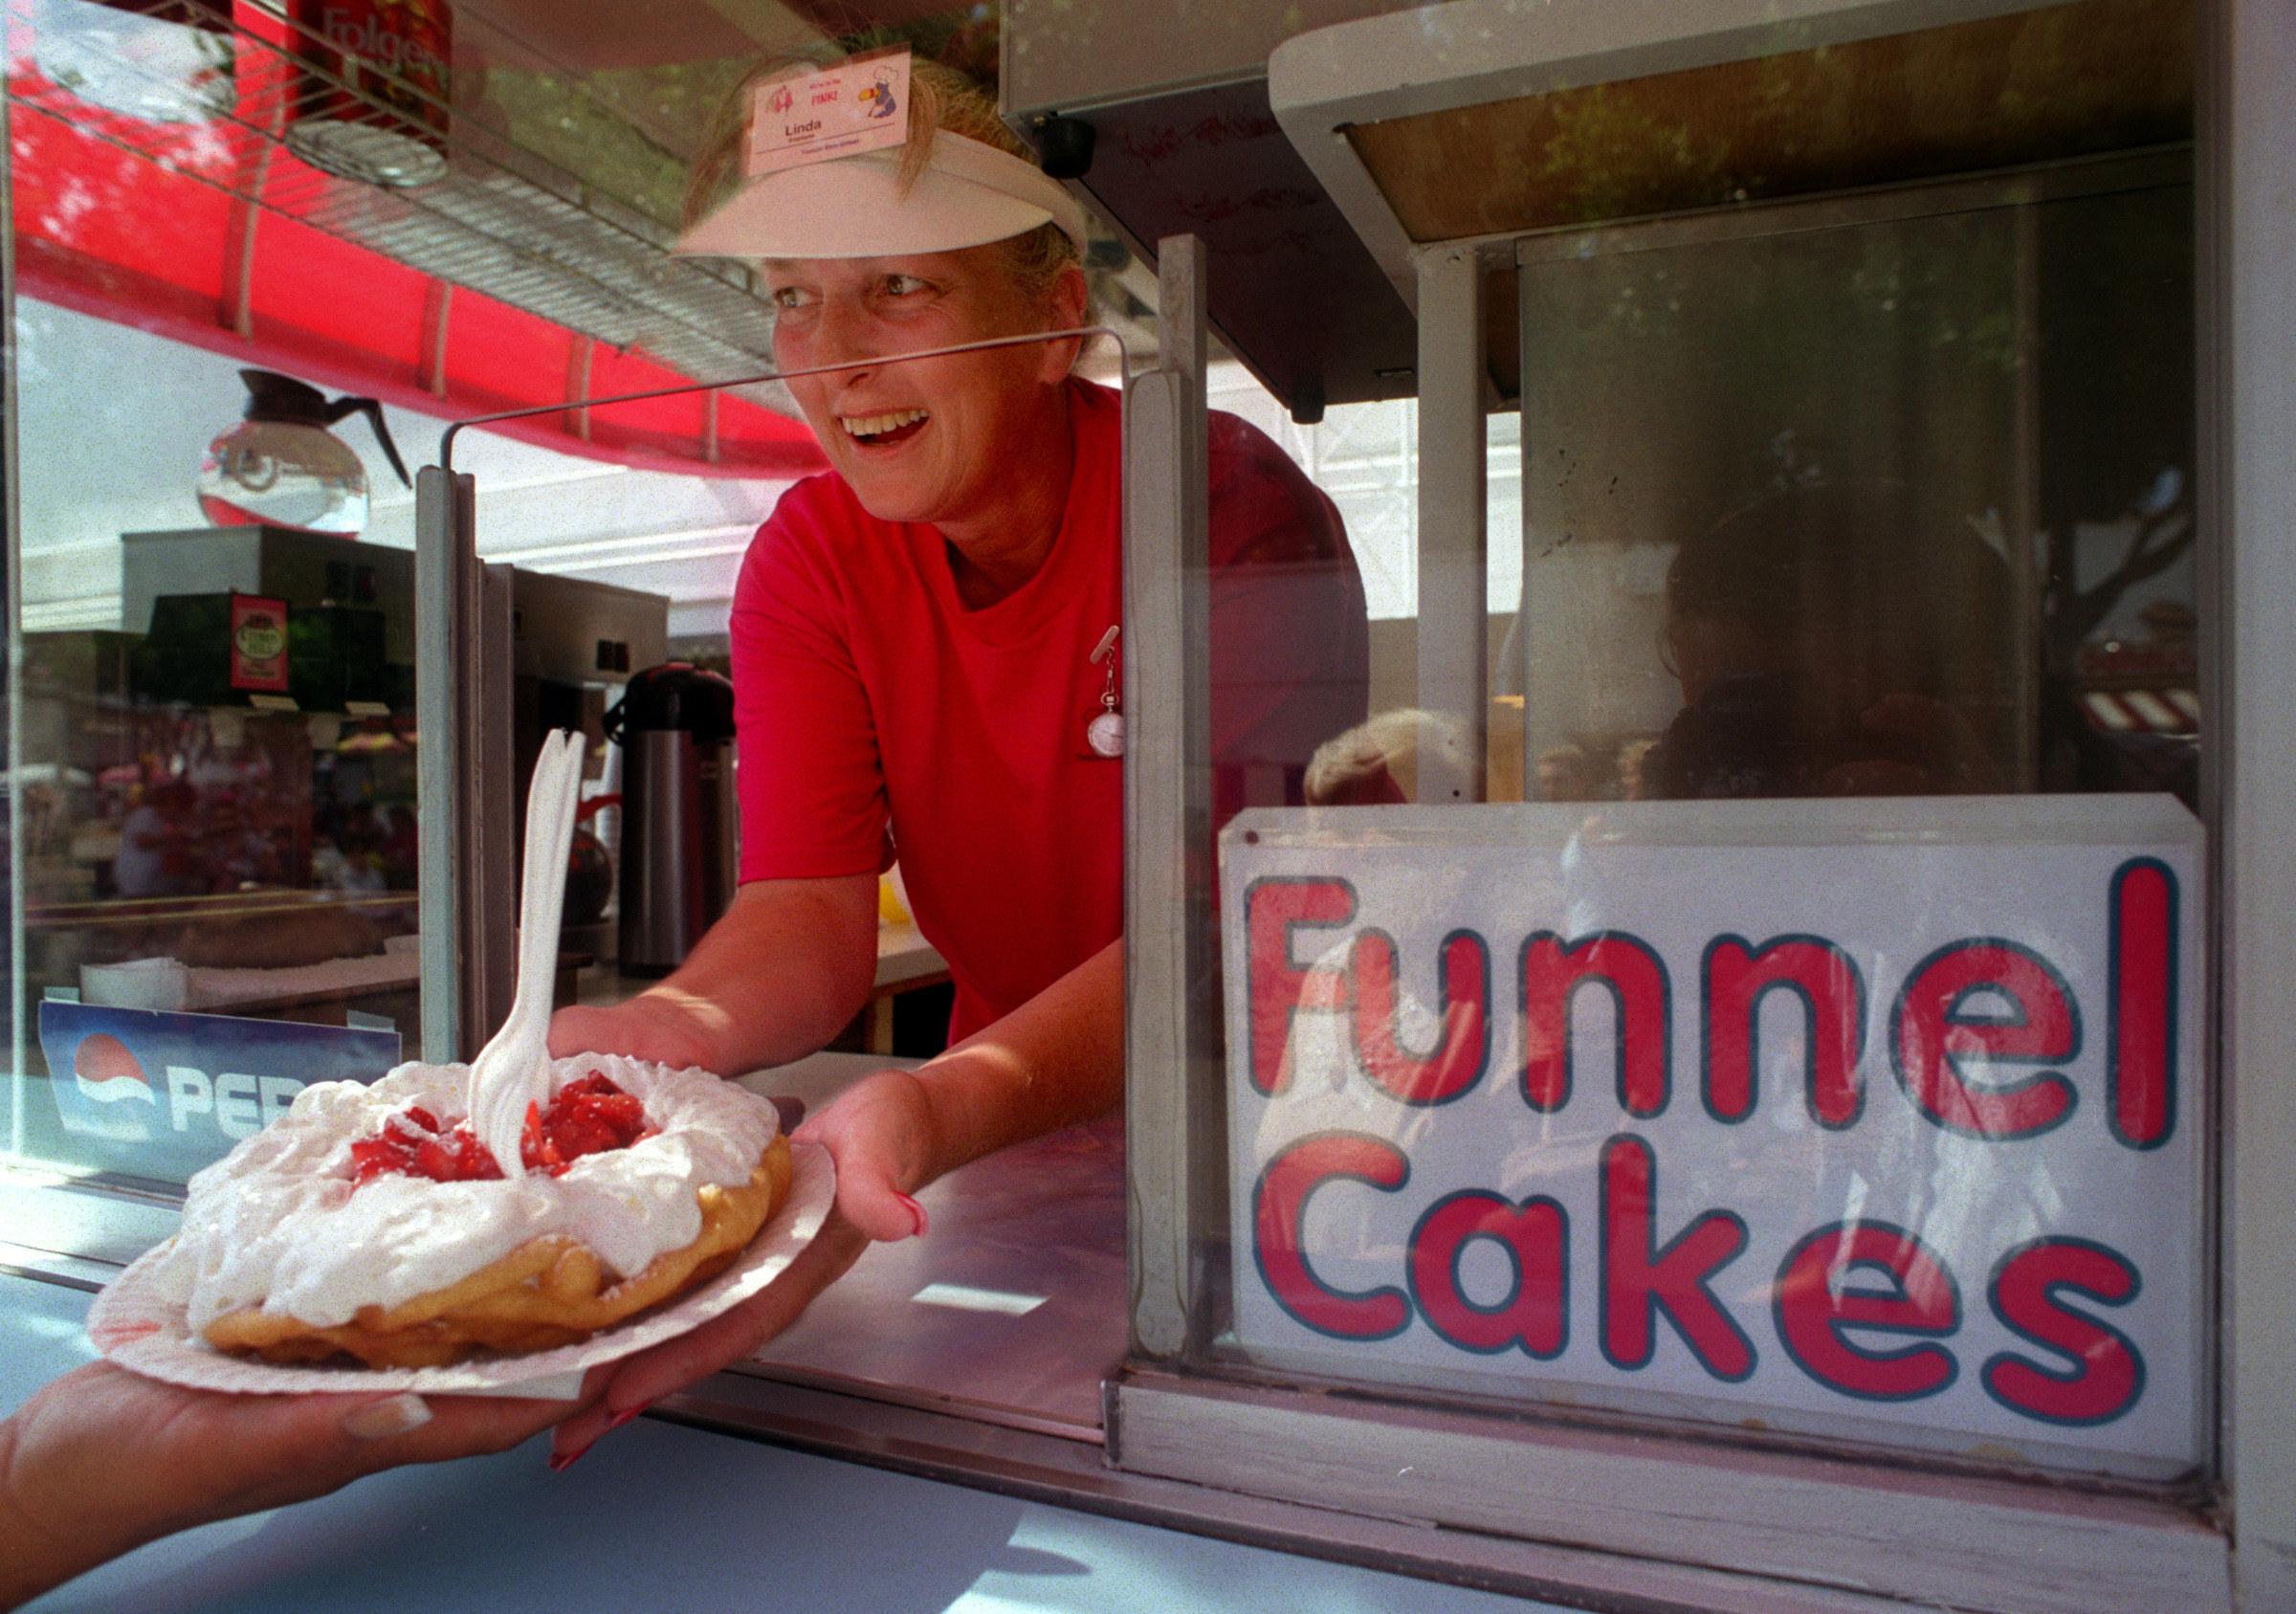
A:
[283,0,451,188]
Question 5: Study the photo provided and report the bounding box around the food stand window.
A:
[0,0,2284,1605]
[0,0,804,1238]
[1102,0,2282,1604]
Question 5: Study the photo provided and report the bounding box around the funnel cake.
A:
[150,1053,787,1369]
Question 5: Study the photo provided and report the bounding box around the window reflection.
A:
[1644,479,2015,798]
[1504,166,2195,807]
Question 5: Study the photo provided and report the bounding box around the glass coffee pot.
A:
[196,369,409,536]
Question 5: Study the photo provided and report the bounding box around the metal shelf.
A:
[9,0,798,412]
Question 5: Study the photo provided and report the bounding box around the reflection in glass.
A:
[1505,167,2195,807]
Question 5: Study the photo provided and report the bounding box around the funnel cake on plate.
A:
[150,1052,788,1369]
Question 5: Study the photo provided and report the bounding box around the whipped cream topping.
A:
[151,1053,780,1334]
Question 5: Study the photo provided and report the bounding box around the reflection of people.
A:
[0,1362,582,1610]
[110,780,199,897]
[1534,741,1603,802]
[1642,481,2012,799]
[546,60,1368,1463]
[1616,736,1658,800]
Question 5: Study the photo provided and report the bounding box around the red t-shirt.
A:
[731,379,1368,1042]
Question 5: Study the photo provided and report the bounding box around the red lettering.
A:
[1773,1222,1959,1401]
[1598,1135,1754,1379]
[1351,929,1490,1105]
[2109,858,2177,1149]
[1521,933,1671,1117]
[1408,1191,1567,1357]
[1982,1238,2146,1426]
[1246,878,1355,1096]
[1890,940,2080,1139]
[1703,936,1865,1128]
[1252,1133,1411,1339]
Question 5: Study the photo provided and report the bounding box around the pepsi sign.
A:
[40,1002,400,1183]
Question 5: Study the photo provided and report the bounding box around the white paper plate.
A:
[86,1140,833,1398]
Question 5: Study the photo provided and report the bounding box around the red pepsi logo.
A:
[74,1032,155,1106]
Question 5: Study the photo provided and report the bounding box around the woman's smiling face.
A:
[765,245,1084,536]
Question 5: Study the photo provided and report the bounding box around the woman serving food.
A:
[0,54,1369,1600]
[543,56,1373,1463]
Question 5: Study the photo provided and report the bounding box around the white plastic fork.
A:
[466,728,586,1176]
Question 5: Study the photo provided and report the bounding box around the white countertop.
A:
[2,1271,1572,1614]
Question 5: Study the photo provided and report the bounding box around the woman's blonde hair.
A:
[684,55,1082,301]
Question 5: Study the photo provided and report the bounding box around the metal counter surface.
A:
[2,1271,1577,1614]
[734,1053,1122,1439]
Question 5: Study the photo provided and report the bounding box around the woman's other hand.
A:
[547,992,725,1074]
[544,875,880,1077]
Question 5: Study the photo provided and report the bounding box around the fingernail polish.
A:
[606,1403,651,1431]
[342,1392,431,1440]
[548,1442,590,1472]
[894,1192,929,1237]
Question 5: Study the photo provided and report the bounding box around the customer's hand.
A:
[547,1205,872,1468]
[0,1360,591,1611]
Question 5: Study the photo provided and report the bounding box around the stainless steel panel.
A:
[616,728,735,975]
[1414,243,1490,803]
[1122,236,1214,1361]
[508,567,667,687]
[414,468,514,1062]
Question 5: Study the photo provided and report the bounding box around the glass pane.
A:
[10,298,426,1191]
[2,0,708,1188]
[1509,166,2194,808]
[1184,158,2206,1487]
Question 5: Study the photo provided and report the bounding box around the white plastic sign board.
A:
[1219,796,2204,1475]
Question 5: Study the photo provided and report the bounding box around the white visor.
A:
[673,132,1089,261]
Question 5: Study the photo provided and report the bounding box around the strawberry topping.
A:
[350,1072,656,1183]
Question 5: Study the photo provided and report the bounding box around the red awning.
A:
[7,16,828,480]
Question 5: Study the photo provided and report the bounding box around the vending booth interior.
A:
[2,0,2290,1610]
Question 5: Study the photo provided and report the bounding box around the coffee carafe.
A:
[197,369,409,536]
[607,664,738,976]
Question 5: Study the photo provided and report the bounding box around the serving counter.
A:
[0,1271,1574,1614]
[0,1050,1585,1612]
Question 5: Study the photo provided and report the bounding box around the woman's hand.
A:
[546,876,880,1079]
[797,1068,938,1241]
[547,1067,933,1466]
[547,991,728,1074]
[550,940,1124,1469]
[0,1361,590,1610]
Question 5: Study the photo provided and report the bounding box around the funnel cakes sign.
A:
[1218,796,2204,1473]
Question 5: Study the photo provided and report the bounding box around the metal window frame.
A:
[2201,0,2296,1601]
[412,467,515,1064]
